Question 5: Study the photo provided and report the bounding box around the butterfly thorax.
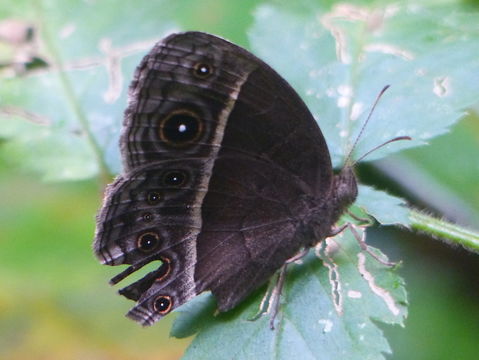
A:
[304,166,357,247]
[330,166,358,215]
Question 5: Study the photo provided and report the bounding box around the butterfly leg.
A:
[328,223,397,267]
[286,248,310,264]
[347,224,398,267]
[268,263,288,330]
[248,265,287,328]
[346,209,374,226]
[250,248,310,329]
[328,223,348,237]
[268,248,310,329]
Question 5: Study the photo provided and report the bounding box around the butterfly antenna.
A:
[351,135,411,166]
[343,85,390,167]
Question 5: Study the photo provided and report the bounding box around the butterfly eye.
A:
[159,109,203,146]
[137,232,160,253]
[146,191,162,205]
[162,170,188,187]
[193,62,213,78]
[153,295,173,314]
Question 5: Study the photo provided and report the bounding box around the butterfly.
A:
[93,31,359,326]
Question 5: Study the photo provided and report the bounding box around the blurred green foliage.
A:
[1,0,479,359]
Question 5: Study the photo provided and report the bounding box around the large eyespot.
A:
[159,109,203,147]
[137,232,160,253]
[193,62,213,79]
[146,191,162,205]
[153,295,173,314]
[162,170,188,187]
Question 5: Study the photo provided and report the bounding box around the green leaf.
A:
[0,0,179,180]
[249,2,479,167]
[375,111,479,226]
[171,292,218,339]
[0,0,260,181]
[175,229,407,360]
[356,185,410,226]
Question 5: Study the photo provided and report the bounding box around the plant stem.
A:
[34,0,113,186]
[409,209,479,254]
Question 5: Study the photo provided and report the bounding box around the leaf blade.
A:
[177,230,407,360]
[249,3,479,166]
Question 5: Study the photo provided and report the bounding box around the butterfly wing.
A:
[94,31,335,325]
[121,31,332,195]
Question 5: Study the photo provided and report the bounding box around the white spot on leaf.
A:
[384,4,400,17]
[60,24,76,39]
[348,290,362,299]
[318,319,334,333]
[337,85,353,108]
[321,4,384,64]
[350,102,364,121]
[337,97,350,108]
[318,238,343,314]
[415,68,427,76]
[338,85,353,96]
[433,76,451,97]
[365,43,414,60]
[357,253,400,316]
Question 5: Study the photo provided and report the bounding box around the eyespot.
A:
[146,191,162,205]
[156,257,171,282]
[142,212,153,222]
[153,295,173,314]
[137,232,160,253]
[162,170,188,187]
[159,109,203,147]
[193,62,213,79]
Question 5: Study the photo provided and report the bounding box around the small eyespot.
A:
[142,212,153,222]
[146,191,162,205]
[162,170,188,187]
[193,62,213,79]
[137,232,160,253]
[153,295,173,314]
[159,110,202,147]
